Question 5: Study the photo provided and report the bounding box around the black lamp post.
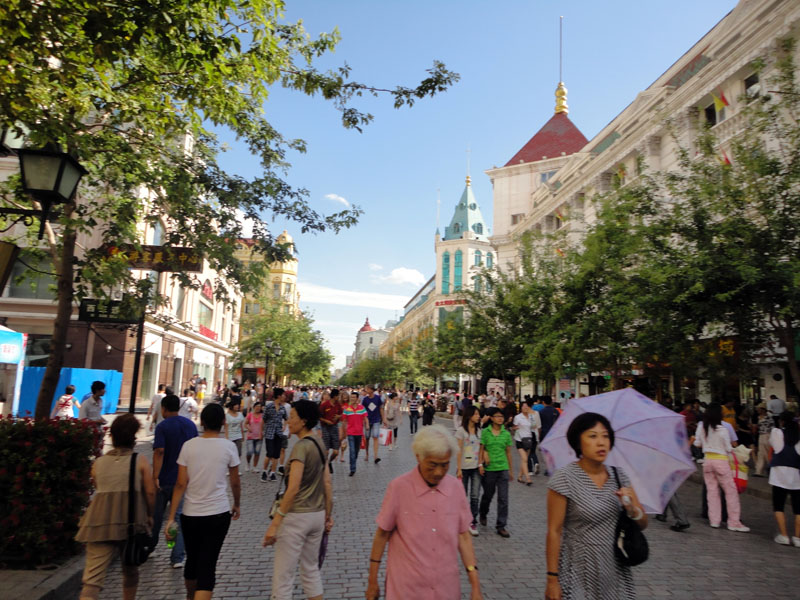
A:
[16,148,87,238]
[261,339,273,402]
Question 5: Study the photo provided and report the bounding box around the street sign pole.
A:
[128,308,146,413]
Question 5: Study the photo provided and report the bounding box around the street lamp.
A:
[261,340,281,401]
[17,148,86,239]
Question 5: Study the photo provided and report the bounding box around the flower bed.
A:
[0,417,103,566]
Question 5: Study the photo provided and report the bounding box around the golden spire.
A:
[555,81,569,115]
[466,175,472,187]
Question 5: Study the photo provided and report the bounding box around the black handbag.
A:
[612,467,648,567]
[121,453,152,566]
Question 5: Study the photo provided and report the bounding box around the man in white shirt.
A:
[178,390,199,421]
[767,394,786,425]
[148,384,167,431]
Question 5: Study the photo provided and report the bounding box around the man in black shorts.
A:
[261,388,287,482]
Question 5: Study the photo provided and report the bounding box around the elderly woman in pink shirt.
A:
[366,425,483,600]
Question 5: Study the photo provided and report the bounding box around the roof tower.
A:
[443,176,489,242]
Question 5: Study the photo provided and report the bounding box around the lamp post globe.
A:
[17,148,86,238]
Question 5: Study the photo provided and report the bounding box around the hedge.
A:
[0,417,103,566]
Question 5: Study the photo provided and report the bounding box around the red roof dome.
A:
[358,318,375,333]
[504,112,588,167]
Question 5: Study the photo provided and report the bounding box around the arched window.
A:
[454,250,463,291]
[474,250,482,266]
[473,223,483,235]
[452,223,460,234]
[486,252,494,268]
[441,252,450,295]
[473,276,481,292]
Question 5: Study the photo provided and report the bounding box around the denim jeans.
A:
[348,435,362,474]
[409,413,419,434]
[151,484,185,563]
[479,469,509,529]
[461,468,481,524]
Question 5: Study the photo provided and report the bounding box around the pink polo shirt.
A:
[376,467,472,600]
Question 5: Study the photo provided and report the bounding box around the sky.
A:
[216,0,740,370]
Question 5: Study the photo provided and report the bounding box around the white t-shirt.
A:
[150,393,166,425]
[178,396,198,420]
[226,412,245,441]
[514,413,533,442]
[768,428,800,490]
[454,428,481,470]
[693,423,732,456]
[177,437,240,516]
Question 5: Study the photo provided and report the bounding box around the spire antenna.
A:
[466,145,472,186]
[559,15,563,83]
[554,17,569,115]
[436,188,441,230]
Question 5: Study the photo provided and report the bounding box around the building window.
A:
[540,170,556,183]
[474,250,482,266]
[744,73,760,100]
[441,252,450,295]
[273,282,281,299]
[473,276,481,292]
[452,223,460,234]
[284,282,293,301]
[6,253,56,299]
[150,220,165,245]
[174,285,185,320]
[454,250,463,291]
[197,302,213,329]
[370,337,373,344]
[704,102,725,126]
[511,213,525,225]
[486,252,493,268]
[473,223,483,235]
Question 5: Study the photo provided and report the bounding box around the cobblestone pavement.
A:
[95,418,800,599]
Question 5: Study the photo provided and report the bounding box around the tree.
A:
[0,0,458,417]
[234,300,332,384]
[651,39,800,395]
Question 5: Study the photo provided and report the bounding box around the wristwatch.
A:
[466,565,479,572]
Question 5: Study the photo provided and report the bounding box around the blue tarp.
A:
[18,367,123,417]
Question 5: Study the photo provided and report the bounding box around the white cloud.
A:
[324,193,350,208]
[374,267,426,288]
[368,263,383,271]
[298,281,409,311]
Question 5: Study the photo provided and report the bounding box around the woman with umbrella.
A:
[545,412,646,600]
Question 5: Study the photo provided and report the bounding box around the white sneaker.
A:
[469,524,479,536]
[709,523,721,528]
[792,536,800,547]
[774,534,791,545]
[244,464,250,472]
[727,524,750,533]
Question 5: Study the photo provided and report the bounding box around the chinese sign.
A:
[0,328,25,364]
[79,296,143,324]
[435,299,467,307]
[107,245,203,272]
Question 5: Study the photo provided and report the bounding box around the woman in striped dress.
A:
[545,412,646,600]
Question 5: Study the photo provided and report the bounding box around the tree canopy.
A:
[0,0,458,416]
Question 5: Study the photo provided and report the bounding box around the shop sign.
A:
[0,329,25,364]
[106,245,203,272]
[435,299,467,307]
[79,295,143,324]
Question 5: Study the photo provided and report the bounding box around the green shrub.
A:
[0,417,103,566]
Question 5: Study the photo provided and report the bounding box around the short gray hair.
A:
[412,424,458,459]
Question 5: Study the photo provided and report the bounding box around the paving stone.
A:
[90,417,800,599]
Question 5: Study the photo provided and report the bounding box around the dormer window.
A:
[452,223,461,234]
[473,223,483,235]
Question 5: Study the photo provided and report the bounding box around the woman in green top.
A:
[262,400,334,600]
[478,407,514,538]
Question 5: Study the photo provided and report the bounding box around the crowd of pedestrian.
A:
[64,378,800,600]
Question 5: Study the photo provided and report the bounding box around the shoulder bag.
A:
[121,453,152,566]
[269,437,327,519]
[612,467,648,567]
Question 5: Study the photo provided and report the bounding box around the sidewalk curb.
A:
[4,553,84,600]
